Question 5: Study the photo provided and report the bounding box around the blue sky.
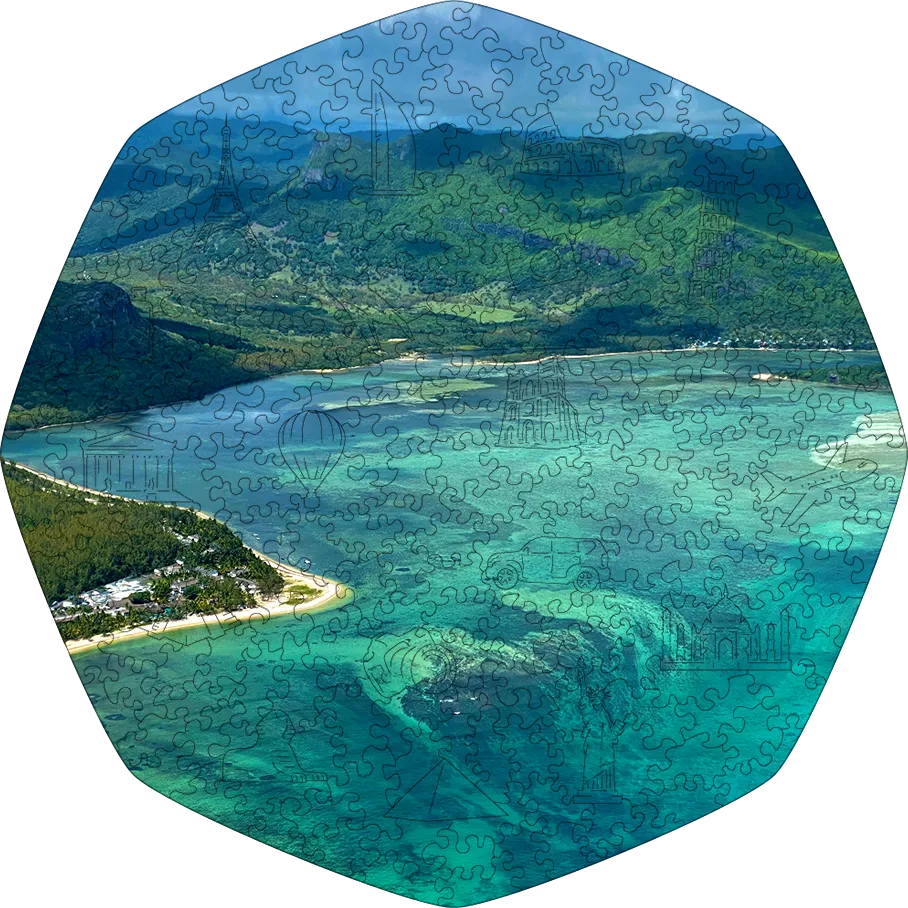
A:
[172,2,774,143]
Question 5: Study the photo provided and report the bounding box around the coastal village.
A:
[50,555,327,648]
[51,560,247,623]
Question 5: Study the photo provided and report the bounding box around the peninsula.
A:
[2,461,350,653]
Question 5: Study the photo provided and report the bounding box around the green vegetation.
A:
[55,608,137,643]
[149,576,174,603]
[2,462,284,641]
[6,127,876,427]
[5,463,181,602]
[196,577,250,610]
[283,583,319,606]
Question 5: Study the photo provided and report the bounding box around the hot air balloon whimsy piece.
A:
[277,408,346,506]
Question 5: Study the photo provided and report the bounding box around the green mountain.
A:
[7,281,256,428]
[9,125,874,425]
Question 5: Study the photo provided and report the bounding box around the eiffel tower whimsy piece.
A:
[191,116,261,250]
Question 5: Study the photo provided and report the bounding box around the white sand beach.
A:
[64,567,350,656]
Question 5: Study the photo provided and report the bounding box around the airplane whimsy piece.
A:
[758,443,878,529]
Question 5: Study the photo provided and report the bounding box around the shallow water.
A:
[3,348,904,905]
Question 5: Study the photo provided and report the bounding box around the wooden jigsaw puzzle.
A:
[2,3,904,904]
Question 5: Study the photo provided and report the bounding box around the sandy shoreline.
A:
[64,574,350,656]
[469,346,866,368]
[321,345,865,371]
[7,346,876,432]
[6,462,351,655]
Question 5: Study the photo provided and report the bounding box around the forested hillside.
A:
[8,122,873,426]
[2,462,282,605]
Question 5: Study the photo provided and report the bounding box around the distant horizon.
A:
[139,3,777,148]
[136,109,781,147]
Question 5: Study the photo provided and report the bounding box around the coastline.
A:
[5,462,351,656]
[4,345,877,433]
[469,345,868,368]
[64,573,350,656]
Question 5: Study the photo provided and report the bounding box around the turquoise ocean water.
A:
[3,349,904,905]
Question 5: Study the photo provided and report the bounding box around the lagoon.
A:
[2,348,903,905]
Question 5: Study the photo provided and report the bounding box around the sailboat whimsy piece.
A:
[363,81,424,196]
